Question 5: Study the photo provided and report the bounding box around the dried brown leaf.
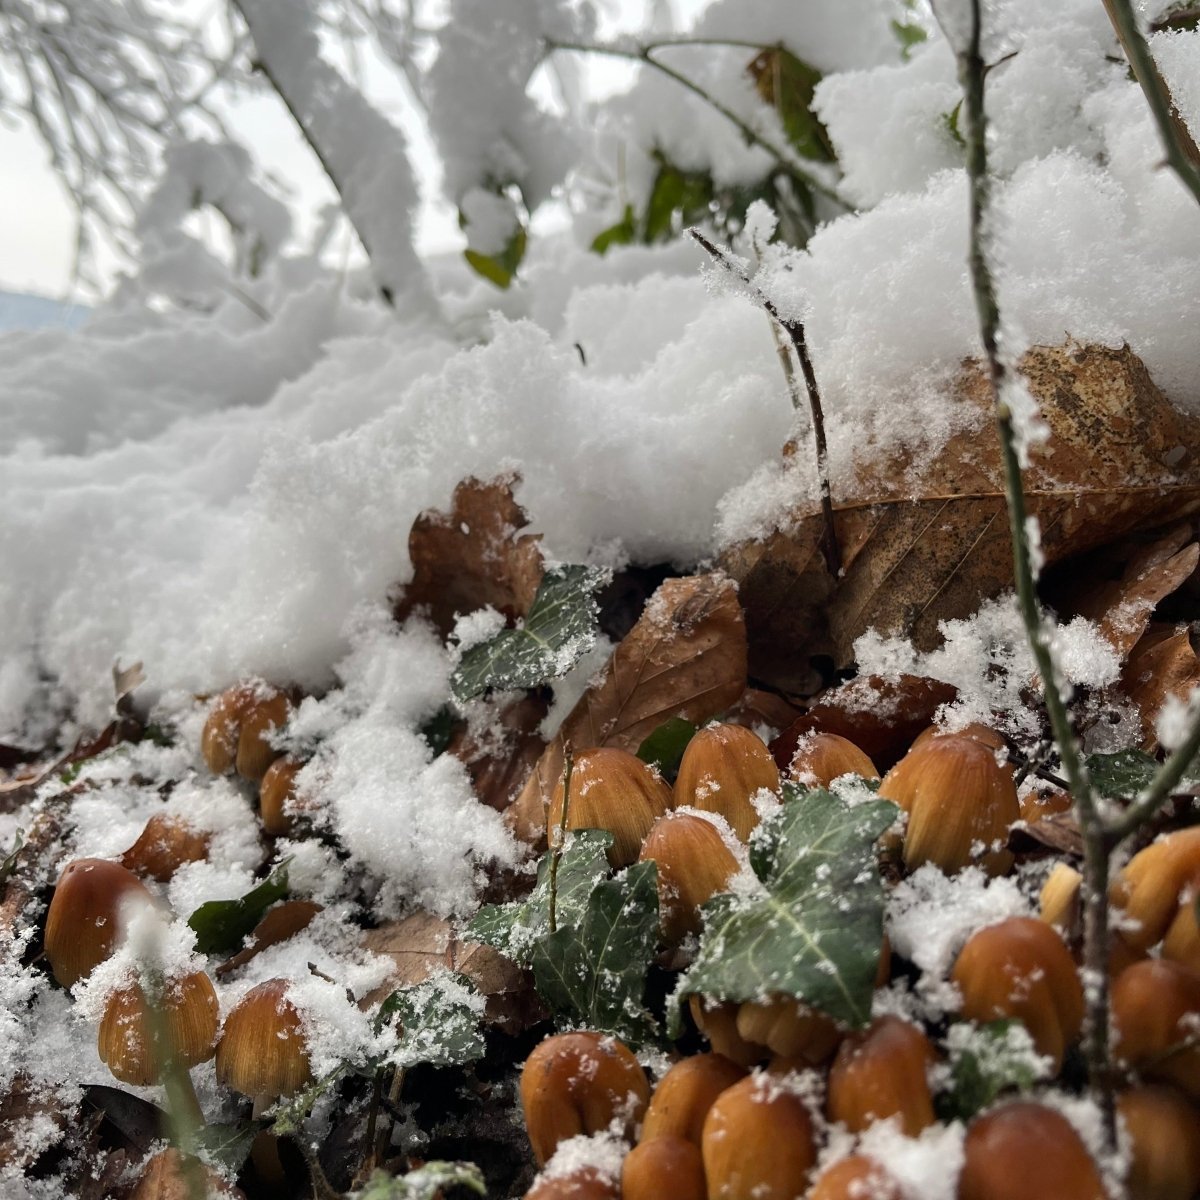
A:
[446,693,548,812]
[360,912,528,1029]
[214,899,324,977]
[507,572,747,846]
[725,344,1200,687]
[723,687,805,737]
[770,674,958,772]
[393,473,544,638]
[1064,525,1199,658]
[1122,622,1200,750]
[128,1149,245,1200]
[0,1074,71,1169]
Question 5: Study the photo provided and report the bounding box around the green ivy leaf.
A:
[591,204,637,255]
[466,829,613,965]
[644,161,715,243]
[374,973,485,1068]
[187,860,291,956]
[531,860,661,1043]
[194,1120,260,1174]
[463,225,528,290]
[1085,748,1200,798]
[678,787,896,1028]
[637,718,698,783]
[450,564,608,702]
[747,48,836,163]
[937,1020,1049,1121]
[353,1163,486,1200]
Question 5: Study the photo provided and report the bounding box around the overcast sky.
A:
[0,0,707,300]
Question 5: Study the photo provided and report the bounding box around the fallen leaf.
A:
[446,693,548,812]
[1010,811,1084,858]
[393,473,543,638]
[214,899,324,976]
[360,912,529,1032]
[507,572,748,846]
[1122,622,1200,750]
[770,675,958,772]
[722,687,805,735]
[1065,525,1198,658]
[0,1074,71,1169]
[724,344,1200,688]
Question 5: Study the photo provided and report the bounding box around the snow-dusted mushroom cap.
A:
[674,723,780,843]
[44,858,156,988]
[98,968,219,1087]
[215,978,313,1100]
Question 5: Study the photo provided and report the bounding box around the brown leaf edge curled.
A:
[507,572,748,847]
[360,911,532,1034]
[724,343,1200,689]
[393,472,544,639]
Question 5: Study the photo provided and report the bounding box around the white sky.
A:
[0,0,709,300]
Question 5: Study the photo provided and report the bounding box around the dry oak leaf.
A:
[507,571,748,846]
[446,692,548,813]
[360,911,528,1028]
[393,472,544,638]
[1065,523,1199,659]
[723,343,1200,689]
[1122,621,1200,751]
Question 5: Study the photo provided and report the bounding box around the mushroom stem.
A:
[251,1094,287,1191]
[166,1069,205,1136]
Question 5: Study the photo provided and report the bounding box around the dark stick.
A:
[689,228,841,577]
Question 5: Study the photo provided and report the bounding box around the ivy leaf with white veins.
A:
[1086,748,1200,798]
[531,859,660,1043]
[354,1162,486,1199]
[374,972,485,1069]
[679,787,896,1029]
[450,564,609,702]
[466,829,614,965]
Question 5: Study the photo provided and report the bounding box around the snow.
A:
[3,2,1200,1184]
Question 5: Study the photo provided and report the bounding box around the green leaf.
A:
[938,1020,1049,1121]
[679,787,897,1028]
[591,204,637,255]
[187,860,291,956]
[194,1120,260,1174]
[891,17,928,59]
[643,162,715,243]
[531,860,661,1043]
[747,48,836,163]
[1085,748,1200,798]
[637,718,698,783]
[942,100,965,148]
[374,973,485,1068]
[419,705,457,757]
[450,564,608,702]
[0,827,24,886]
[269,1063,350,1136]
[466,829,614,965]
[463,224,528,290]
[354,1163,486,1200]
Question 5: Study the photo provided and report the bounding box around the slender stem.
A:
[547,748,574,935]
[543,38,846,209]
[689,229,840,577]
[1101,0,1200,207]
[949,0,1116,1142]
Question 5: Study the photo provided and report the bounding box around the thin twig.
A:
[689,229,840,577]
[1101,0,1200,207]
[944,0,1116,1142]
[543,37,846,210]
[547,748,574,935]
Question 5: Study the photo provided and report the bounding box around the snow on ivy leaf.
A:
[450,564,609,702]
[466,829,613,965]
[679,786,897,1029]
[374,972,485,1069]
[530,859,660,1044]
[1086,748,1200,798]
[353,1162,486,1199]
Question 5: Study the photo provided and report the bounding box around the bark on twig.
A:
[689,228,840,578]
